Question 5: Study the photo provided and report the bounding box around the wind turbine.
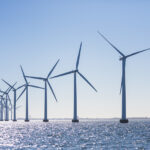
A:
[2,79,27,121]
[0,96,4,121]
[0,98,3,121]
[25,60,59,122]
[98,31,150,123]
[0,87,11,121]
[18,67,44,122]
[0,84,16,121]
[4,89,15,121]
[51,42,97,122]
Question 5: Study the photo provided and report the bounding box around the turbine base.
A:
[120,119,128,123]
[25,120,29,122]
[13,120,17,122]
[72,119,79,123]
[43,119,49,122]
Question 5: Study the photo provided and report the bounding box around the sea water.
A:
[0,119,150,149]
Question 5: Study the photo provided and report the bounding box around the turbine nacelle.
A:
[119,56,126,61]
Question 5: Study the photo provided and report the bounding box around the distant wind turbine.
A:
[2,79,26,121]
[0,88,11,121]
[18,66,44,122]
[98,31,150,123]
[25,60,59,122]
[51,42,97,122]
[0,96,4,121]
[0,84,16,121]
[4,90,15,121]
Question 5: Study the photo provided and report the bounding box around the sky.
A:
[0,0,150,119]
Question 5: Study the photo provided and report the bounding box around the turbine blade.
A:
[2,99,6,105]
[47,59,60,78]
[47,81,57,101]
[16,84,26,90]
[7,82,17,94]
[76,42,82,69]
[0,90,5,94]
[126,48,150,58]
[51,70,75,79]
[0,87,10,97]
[120,75,123,94]
[26,76,45,80]
[20,65,28,83]
[97,31,125,56]
[2,79,14,89]
[16,87,26,101]
[77,71,97,92]
[4,87,11,94]
[28,85,44,89]
[120,59,126,94]
[8,95,12,106]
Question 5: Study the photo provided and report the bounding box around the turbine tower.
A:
[25,60,59,122]
[7,95,12,120]
[18,67,44,122]
[2,79,27,121]
[51,42,97,122]
[98,31,150,123]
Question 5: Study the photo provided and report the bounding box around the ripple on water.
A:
[0,119,150,149]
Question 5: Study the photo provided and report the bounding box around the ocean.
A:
[0,119,150,149]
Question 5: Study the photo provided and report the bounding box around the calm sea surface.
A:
[0,119,150,149]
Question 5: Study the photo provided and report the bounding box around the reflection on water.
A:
[0,119,150,149]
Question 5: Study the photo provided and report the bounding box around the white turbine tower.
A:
[25,60,59,122]
[98,31,150,123]
[18,67,44,122]
[51,42,97,122]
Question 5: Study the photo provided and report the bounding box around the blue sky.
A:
[0,0,150,119]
